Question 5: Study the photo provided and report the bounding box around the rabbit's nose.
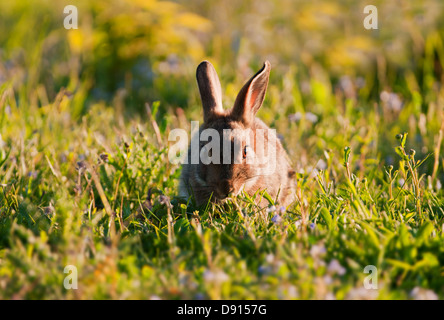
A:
[218,180,234,198]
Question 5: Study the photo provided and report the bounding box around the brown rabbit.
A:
[179,60,295,207]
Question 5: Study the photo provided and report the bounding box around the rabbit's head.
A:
[180,60,295,206]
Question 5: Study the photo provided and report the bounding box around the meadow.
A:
[0,0,443,299]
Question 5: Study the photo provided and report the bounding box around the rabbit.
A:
[179,60,295,208]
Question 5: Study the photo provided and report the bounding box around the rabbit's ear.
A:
[196,61,224,122]
[231,61,271,126]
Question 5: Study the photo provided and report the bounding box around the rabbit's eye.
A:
[243,146,248,159]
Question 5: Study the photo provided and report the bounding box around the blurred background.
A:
[1,0,444,300]
[1,0,444,170]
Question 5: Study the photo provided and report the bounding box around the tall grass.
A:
[0,0,443,299]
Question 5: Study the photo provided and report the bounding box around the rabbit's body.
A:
[179,61,295,207]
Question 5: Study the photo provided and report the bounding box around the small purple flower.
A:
[289,112,318,124]
[60,153,67,163]
[288,112,302,122]
[258,265,272,275]
[339,75,353,94]
[310,223,316,230]
[75,161,87,174]
[271,215,282,224]
[316,159,327,170]
[323,275,333,285]
[327,259,346,276]
[380,91,403,112]
[203,269,229,284]
[294,220,302,229]
[98,153,109,164]
[356,77,366,89]
[158,195,173,209]
[265,254,275,263]
[43,202,55,217]
[310,244,326,258]
[410,287,438,300]
[305,112,318,124]
[28,171,38,179]
[195,293,206,300]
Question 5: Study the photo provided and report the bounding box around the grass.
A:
[0,0,444,300]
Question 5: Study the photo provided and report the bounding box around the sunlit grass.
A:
[0,0,443,300]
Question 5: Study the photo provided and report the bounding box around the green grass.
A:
[0,0,444,300]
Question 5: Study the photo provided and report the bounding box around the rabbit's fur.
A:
[179,60,295,207]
